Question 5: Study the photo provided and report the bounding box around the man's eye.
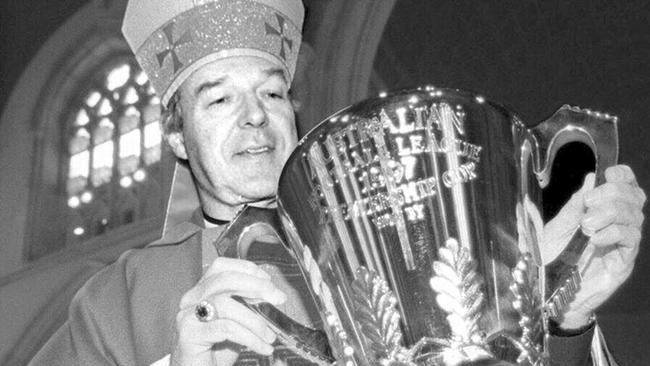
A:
[266,91,285,99]
[210,97,228,106]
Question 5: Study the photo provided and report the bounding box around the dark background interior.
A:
[373,1,650,361]
[2,0,649,363]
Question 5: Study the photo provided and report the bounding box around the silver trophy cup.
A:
[219,87,618,366]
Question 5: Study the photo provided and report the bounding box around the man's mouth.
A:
[239,146,273,155]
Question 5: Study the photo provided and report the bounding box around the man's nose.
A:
[240,93,267,128]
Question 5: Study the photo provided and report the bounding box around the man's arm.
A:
[28,252,138,366]
[170,257,286,366]
[544,165,644,328]
[547,319,596,366]
[542,165,645,364]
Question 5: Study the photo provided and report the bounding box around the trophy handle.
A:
[217,205,335,365]
[530,105,618,317]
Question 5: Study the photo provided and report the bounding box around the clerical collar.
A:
[202,211,230,227]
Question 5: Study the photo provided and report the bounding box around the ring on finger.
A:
[195,300,217,322]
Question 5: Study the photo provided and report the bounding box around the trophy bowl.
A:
[221,86,617,365]
[274,86,617,366]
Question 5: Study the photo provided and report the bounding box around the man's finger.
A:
[181,272,286,308]
[564,172,595,213]
[584,182,646,209]
[204,257,271,279]
[185,295,277,341]
[604,165,638,186]
[209,318,275,355]
[177,307,275,355]
[543,173,594,236]
[588,224,641,255]
[581,200,644,234]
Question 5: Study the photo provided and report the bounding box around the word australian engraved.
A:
[305,101,483,229]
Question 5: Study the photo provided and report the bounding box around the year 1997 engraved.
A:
[306,100,483,227]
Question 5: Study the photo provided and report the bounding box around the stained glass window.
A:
[65,59,163,244]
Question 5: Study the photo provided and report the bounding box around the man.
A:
[29,0,645,365]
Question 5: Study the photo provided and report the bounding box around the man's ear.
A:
[165,131,188,160]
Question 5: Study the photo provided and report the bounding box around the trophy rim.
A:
[280,85,518,187]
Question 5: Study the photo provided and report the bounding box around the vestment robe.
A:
[29,219,595,366]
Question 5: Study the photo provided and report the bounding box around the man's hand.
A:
[542,165,646,330]
[170,257,286,366]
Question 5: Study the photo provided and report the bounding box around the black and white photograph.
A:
[1,1,648,365]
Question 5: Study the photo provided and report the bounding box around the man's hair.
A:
[161,91,183,136]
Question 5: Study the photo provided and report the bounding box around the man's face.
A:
[168,56,297,217]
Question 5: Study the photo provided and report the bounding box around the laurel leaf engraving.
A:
[430,238,485,346]
[433,261,461,286]
[506,194,546,363]
[439,246,456,267]
[510,253,543,363]
[351,267,404,361]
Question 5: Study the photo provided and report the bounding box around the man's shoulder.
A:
[124,226,203,291]
[74,224,203,306]
[148,221,202,248]
[50,224,204,365]
[128,223,202,270]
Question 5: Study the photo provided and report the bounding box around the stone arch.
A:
[302,0,397,130]
[0,0,171,275]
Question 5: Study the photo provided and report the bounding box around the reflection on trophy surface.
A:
[225,86,617,366]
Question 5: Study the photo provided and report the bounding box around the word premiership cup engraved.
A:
[218,87,618,365]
